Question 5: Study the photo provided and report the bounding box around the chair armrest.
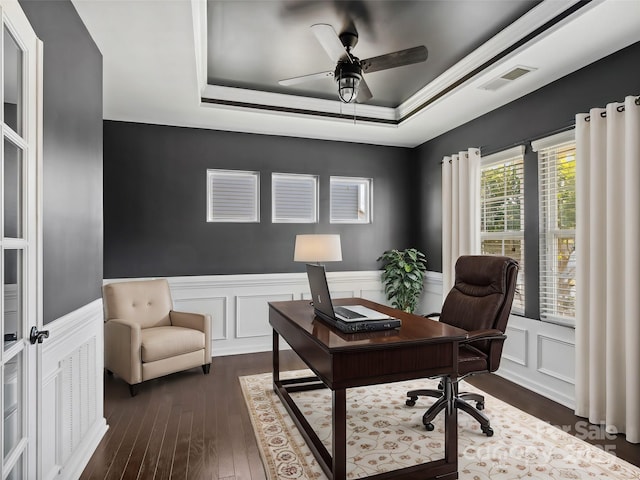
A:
[463,328,506,343]
[104,318,142,385]
[423,312,441,319]
[464,329,507,372]
[170,311,212,361]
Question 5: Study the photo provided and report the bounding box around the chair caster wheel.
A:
[425,423,435,431]
[482,426,494,437]
[406,397,417,407]
[476,402,485,410]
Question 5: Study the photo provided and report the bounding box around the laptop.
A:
[305,263,401,333]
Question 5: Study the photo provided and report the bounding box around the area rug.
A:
[240,370,640,479]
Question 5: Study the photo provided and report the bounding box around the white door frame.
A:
[0,0,43,478]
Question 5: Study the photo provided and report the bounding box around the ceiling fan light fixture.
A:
[335,61,361,104]
[280,23,428,105]
[337,75,360,103]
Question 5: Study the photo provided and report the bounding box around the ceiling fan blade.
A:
[278,71,334,87]
[311,23,352,63]
[361,45,428,74]
[356,78,373,103]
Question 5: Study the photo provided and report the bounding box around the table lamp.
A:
[293,234,342,264]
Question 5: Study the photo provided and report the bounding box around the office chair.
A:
[406,255,518,436]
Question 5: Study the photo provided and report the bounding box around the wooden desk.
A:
[269,298,467,480]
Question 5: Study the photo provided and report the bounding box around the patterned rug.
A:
[240,370,640,479]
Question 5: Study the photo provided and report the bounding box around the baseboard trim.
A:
[54,420,108,480]
[496,365,575,410]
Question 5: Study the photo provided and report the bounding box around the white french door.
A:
[0,1,41,479]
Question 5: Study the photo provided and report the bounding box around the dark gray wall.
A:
[20,0,103,324]
[103,122,414,278]
[415,40,640,274]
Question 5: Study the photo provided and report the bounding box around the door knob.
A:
[30,326,49,344]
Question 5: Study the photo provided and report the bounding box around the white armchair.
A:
[103,279,211,396]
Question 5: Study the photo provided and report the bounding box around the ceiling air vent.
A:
[479,66,536,91]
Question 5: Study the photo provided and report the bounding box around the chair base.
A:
[202,363,211,374]
[407,385,493,437]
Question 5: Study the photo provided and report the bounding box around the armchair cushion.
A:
[141,326,205,363]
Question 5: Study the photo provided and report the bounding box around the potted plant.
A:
[377,248,427,313]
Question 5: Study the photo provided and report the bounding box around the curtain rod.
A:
[584,96,640,121]
[440,96,640,162]
[478,122,575,158]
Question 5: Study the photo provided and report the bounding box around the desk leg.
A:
[443,376,458,464]
[272,330,280,386]
[332,388,347,480]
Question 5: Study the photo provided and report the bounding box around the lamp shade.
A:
[294,234,342,263]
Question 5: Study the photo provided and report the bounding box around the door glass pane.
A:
[4,139,23,238]
[3,353,22,459]
[6,454,23,480]
[3,28,23,135]
[4,250,23,349]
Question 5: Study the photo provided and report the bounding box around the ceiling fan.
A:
[279,23,428,104]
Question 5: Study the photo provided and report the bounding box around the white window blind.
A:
[533,130,576,325]
[330,177,371,223]
[480,146,525,313]
[272,173,318,223]
[206,169,259,222]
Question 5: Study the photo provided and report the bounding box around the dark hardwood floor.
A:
[81,351,640,479]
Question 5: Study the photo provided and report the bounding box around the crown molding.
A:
[200,83,398,124]
[396,0,594,120]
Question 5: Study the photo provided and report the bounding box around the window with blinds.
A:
[330,177,372,223]
[206,169,259,222]
[272,173,318,223]
[533,130,576,325]
[480,146,525,313]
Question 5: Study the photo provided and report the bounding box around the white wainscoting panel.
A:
[236,293,294,338]
[537,334,576,384]
[40,298,107,480]
[419,271,444,315]
[504,315,576,408]
[360,288,387,304]
[503,326,528,366]
[174,296,228,340]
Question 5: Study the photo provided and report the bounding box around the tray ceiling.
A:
[73,0,640,147]
[206,0,540,108]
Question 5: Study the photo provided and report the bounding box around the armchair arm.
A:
[170,311,212,361]
[104,318,142,385]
